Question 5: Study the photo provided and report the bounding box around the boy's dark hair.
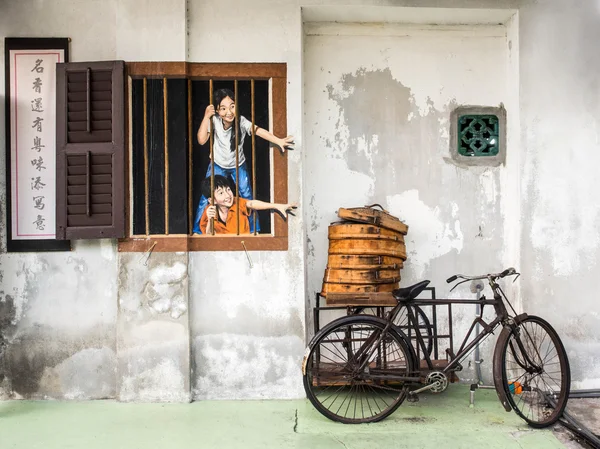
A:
[201,174,236,200]
[213,88,239,153]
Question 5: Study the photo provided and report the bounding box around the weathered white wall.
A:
[303,20,517,384]
[0,0,599,401]
[518,1,600,389]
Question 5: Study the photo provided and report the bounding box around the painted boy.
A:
[200,175,297,235]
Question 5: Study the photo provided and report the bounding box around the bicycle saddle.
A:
[392,280,430,302]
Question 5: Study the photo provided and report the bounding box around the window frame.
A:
[117,62,289,252]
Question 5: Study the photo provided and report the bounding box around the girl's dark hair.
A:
[213,88,239,153]
[201,174,236,200]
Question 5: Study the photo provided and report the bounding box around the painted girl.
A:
[192,88,294,234]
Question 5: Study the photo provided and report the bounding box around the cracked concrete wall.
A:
[1,0,600,401]
[0,0,187,400]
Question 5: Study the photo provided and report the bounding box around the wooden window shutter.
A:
[56,61,125,239]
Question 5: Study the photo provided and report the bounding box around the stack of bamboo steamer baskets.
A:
[321,205,408,297]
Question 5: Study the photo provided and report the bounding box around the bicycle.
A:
[302,268,571,427]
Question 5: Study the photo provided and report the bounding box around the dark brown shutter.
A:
[56,61,125,239]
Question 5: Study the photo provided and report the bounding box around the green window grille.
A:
[457,115,499,157]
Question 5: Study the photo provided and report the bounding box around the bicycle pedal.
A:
[407,394,419,403]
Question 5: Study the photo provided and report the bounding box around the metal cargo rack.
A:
[313,287,469,372]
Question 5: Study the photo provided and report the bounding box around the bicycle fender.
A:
[492,314,530,413]
[492,326,513,412]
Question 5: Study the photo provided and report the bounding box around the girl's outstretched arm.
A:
[254,126,294,153]
[197,105,215,145]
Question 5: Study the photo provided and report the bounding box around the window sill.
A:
[118,235,288,252]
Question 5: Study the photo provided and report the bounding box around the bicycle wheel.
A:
[352,305,433,357]
[499,315,570,428]
[303,316,415,423]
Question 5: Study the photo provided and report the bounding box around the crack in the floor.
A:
[293,409,298,433]
[509,428,535,449]
[330,434,350,449]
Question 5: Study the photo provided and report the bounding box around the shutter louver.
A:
[56,61,125,239]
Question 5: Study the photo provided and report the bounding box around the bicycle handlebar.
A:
[446,267,518,284]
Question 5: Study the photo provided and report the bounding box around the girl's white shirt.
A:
[209,115,252,169]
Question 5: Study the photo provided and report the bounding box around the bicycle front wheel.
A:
[499,315,570,428]
[303,316,415,423]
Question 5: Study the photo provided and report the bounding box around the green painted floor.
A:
[0,385,565,449]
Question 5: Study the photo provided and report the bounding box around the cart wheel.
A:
[303,316,415,423]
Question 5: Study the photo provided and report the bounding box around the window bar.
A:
[235,80,240,235]
[187,79,193,234]
[143,77,150,236]
[209,79,215,235]
[163,78,169,235]
[251,79,256,235]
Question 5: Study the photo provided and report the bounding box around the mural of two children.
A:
[192,88,296,235]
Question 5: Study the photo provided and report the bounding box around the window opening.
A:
[130,76,272,237]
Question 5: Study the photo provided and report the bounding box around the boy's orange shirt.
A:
[200,198,251,234]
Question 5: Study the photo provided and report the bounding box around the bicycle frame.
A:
[379,275,525,378]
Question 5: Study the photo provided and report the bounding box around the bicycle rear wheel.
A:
[303,316,415,423]
[498,315,570,428]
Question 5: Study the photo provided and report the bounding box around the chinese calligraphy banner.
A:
[5,38,70,252]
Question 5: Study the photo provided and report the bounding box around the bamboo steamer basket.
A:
[337,206,408,235]
[324,268,400,284]
[328,222,405,241]
[328,239,407,260]
[326,254,404,270]
[321,281,400,296]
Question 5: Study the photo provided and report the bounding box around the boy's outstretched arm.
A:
[254,126,294,153]
[247,199,298,217]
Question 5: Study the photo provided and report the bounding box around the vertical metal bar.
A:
[432,288,439,360]
[163,78,169,235]
[143,77,150,236]
[251,79,257,235]
[313,301,319,337]
[234,80,239,235]
[86,68,91,132]
[448,303,454,357]
[407,305,412,351]
[314,293,321,385]
[209,80,215,235]
[86,151,91,216]
[187,79,193,234]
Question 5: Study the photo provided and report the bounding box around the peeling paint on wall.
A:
[117,252,191,402]
[304,30,510,383]
[143,262,188,319]
[387,190,463,278]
